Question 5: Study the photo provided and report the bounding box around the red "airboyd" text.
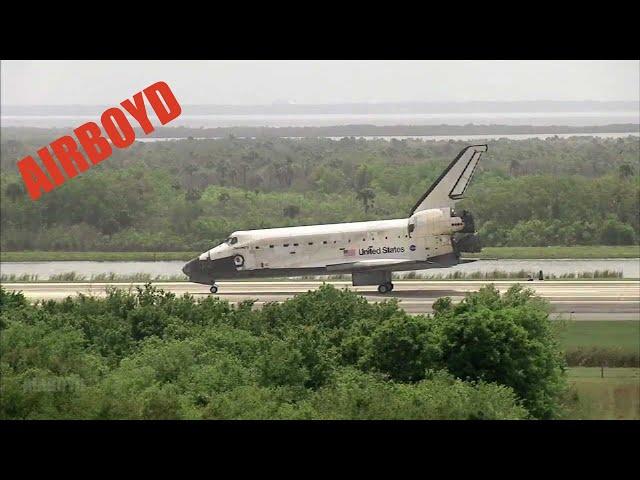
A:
[18,81,182,200]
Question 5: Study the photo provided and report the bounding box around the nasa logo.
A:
[410,244,416,251]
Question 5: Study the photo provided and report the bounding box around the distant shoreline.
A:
[3,100,638,116]
[2,123,639,140]
[146,123,640,139]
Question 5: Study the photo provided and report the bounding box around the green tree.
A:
[356,188,376,213]
[282,205,301,219]
[217,192,231,205]
[354,164,372,190]
[5,182,23,202]
[360,313,441,382]
[599,215,637,245]
[618,163,634,179]
[434,284,567,419]
[185,188,203,203]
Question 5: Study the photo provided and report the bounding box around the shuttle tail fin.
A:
[410,144,487,215]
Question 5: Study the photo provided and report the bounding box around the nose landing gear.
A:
[377,282,394,294]
[209,284,218,294]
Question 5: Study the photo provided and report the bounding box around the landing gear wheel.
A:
[378,284,389,294]
[210,284,218,294]
[233,255,245,267]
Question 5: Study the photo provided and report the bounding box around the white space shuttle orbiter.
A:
[183,145,487,293]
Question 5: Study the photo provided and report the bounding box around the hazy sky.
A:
[1,60,638,105]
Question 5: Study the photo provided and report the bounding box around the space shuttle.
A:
[183,144,487,294]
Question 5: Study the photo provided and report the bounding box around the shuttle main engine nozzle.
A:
[454,233,482,253]
[459,210,476,234]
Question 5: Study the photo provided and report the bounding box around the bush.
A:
[599,215,637,245]
[565,347,639,368]
[0,288,27,315]
[0,315,104,419]
[0,284,567,419]
[359,312,441,382]
[303,368,528,420]
[433,284,568,419]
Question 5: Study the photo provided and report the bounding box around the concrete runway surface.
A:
[3,280,639,321]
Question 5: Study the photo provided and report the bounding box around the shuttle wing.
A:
[327,259,420,272]
[410,144,488,215]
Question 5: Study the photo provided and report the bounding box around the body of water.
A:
[2,111,639,128]
[134,132,640,143]
[1,259,638,280]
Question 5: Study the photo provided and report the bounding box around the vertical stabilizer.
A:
[410,144,488,215]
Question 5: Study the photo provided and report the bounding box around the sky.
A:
[1,60,638,105]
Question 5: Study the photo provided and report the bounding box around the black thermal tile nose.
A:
[182,258,198,276]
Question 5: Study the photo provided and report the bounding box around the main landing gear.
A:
[352,272,394,294]
[209,284,218,294]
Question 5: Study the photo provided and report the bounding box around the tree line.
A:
[0,283,567,419]
[1,133,638,251]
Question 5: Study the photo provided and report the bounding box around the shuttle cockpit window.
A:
[225,236,238,245]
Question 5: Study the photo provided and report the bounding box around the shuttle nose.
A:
[182,258,198,277]
[181,255,237,284]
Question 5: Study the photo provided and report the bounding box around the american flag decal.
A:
[343,248,356,257]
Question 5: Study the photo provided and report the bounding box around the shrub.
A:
[599,215,637,245]
[565,347,639,368]
[304,368,528,420]
[359,312,441,382]
[0,284,566,419]
[433,284,567,419]
[0,288,27,315]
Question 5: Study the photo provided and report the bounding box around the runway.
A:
[3,280,639,320]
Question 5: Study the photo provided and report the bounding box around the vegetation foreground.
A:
[1,283,573,420]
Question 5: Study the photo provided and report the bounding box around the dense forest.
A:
[0,283,567,419]
[1,131,638,251]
